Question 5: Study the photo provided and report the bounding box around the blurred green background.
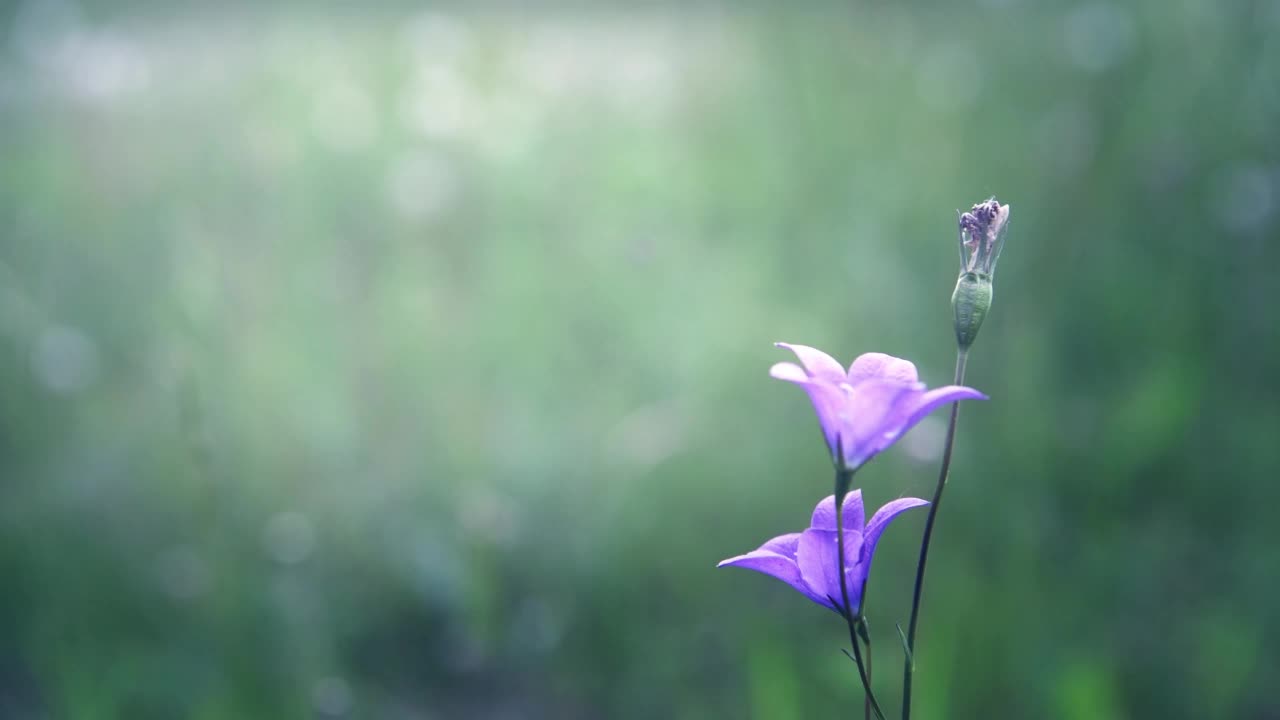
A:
[2,0,1278,717]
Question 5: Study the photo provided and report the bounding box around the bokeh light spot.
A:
[31,324,99,394]
[263,511,317,565]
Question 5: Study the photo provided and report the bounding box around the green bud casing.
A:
[952,271,992,350]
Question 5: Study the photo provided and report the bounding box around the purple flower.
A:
[769,344,986,471]
[718,492,928,614]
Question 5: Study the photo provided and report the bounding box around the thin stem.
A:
[859,577,874,720]
[901,348,969,720]
[863,625,873,720]
[836,472,886,720]
[847,621,884,720]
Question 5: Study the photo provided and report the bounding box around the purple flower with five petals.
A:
[769,344,986,471]
[718,491,928,614]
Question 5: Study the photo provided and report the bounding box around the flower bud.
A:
[952,272,992,350]
[958,198,1009,278]
[951,198,1009,350]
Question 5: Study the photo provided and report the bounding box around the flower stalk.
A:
[858,572,874,720]
[900,348,968,720]
[835,469,885,720]
[901,196,1008,718]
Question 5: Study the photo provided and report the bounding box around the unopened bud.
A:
[952,272,992,350]
[951,197,1009,349]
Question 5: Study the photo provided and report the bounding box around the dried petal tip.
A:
[953,197,1009,350]
[958,197,1010,278]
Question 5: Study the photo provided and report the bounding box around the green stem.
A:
[901,348,968,720]
[837,471,886,720]
[859,576,874,720]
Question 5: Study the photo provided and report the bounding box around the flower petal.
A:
[719,533,821,606]
[770,364,846,462]
[718,552,809,598]
[911,384,989,413]
[861,498,929,568]
[758,532,801,559]
[808,492,865,534]
[775,343,847,384]
[833,380,921,469]
[848,352,919,385]
[796,528,865,613]
[884,384,988,446]
[839,383,987,469]
[768,362,809,384]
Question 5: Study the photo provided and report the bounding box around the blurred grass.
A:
[1,1,1278,718]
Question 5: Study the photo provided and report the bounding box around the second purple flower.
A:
[718,491,928,614]
[770,343,986,471]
